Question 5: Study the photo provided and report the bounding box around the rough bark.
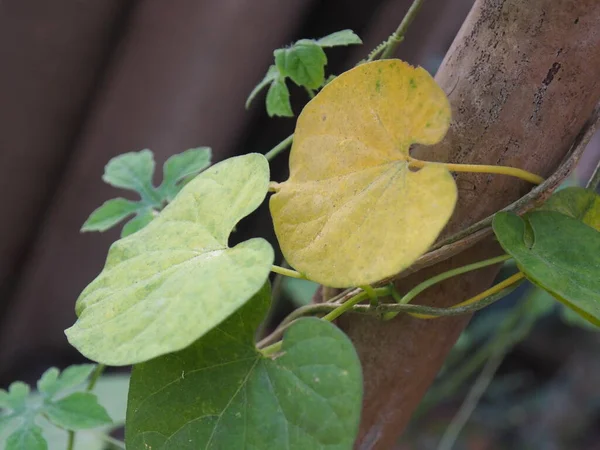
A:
[340,1,600,448]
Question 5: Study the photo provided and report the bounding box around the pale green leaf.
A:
[44,392,111,430]
[37,365,96,399]
[65,154,274,365]
[160,147,212,201]
[120,208,156,237]
[126,284,363,450]
[316,30,362,48]
[266,78,293,117]
[81,198,139,233]
[0,383,29,413]
[102,150,158,202]
[246,65,279,109]
[5,425,46,450]
[493,211,600,326]
[275,40,327,89]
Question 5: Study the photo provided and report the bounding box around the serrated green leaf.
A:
[6,425,47,450]
[37,365,96,399]
[266,78,293,117]
[160,147,212,201]
[120,208,156,238]
[66,154,274,366]
[493,211,600,326]
[81,198,139,233]
[246,65,279,109]
[126,284,363,450]
[537,186,600,231]
[316,30,362,48]
[44,392,111,430]
[275,40,327,89]
[102,150,158,202]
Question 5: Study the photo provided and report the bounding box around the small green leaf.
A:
[274,40,327,89]
[6,425,47,450]
[160,147,212,201]
[537,186,600,231]
[120,208,156,237]
[246,65,279,109]
[66,154,274,366]
[126,284,363,450]
[266,78,293,117]
[493,211,600,325]
[0,382,29,412]
[315,30,362,48]
[81,198,139,233]
[37,364,96,399]
[44,392,112,430]
[102,150,158,202]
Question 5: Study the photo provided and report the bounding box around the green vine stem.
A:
[379,0,426,60]
[256,278,523,351]
[271,265,307,279]
[587,155,600,191]
[265,134,293,161]
[385,254,511,319]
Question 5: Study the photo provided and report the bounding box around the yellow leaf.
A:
[270,60,457,287]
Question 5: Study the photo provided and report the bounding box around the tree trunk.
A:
[340,1,600,448]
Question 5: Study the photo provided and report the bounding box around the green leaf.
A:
[246,65,279,109]
[120,208,156,238]
[81,198,139,233]
[37,365,96,399]
[65,154,274,366]
[28,374,128,450]
[43,392,111,430]
[316,30,362,48]
[537,186,600,231]
[102,150,158,202]
[266,78,293,117]
[6,425,47,450]
[274,40,327,89]
[493,211,600,326]
[160,147,212,201]
[126,284,363,450]
[0,383,29,412]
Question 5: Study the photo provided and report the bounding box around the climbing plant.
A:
[2,3,599,449]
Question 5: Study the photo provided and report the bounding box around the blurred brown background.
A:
[1,1,599,448]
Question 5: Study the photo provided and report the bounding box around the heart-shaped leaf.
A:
[270,59,456,287]
[126,284,363,450]
[537,186,600,231]
[66,154,274,366]
[493,211,600,325]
